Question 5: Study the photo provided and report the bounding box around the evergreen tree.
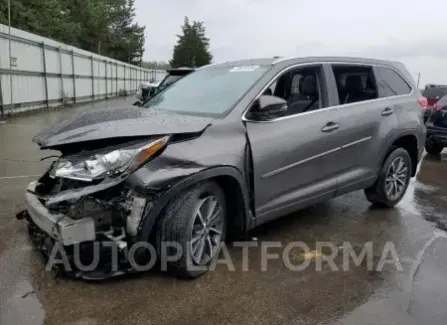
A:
[0,0,81,45]
[0,0,145,64]
[106,0,145,64]
[170,17,213,68]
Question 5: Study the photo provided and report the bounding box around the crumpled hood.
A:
[33,106,213,149]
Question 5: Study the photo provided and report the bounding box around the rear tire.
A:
[365,147,412,208]
[425,139,444,155]
[156,181,226,279]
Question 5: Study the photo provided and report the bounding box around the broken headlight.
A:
[52,136,170,181]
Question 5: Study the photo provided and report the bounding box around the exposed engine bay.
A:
[16,137,172,280]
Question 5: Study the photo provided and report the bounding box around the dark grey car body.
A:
[19,56,426,279]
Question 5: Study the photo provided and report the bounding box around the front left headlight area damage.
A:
[16,136,170,280]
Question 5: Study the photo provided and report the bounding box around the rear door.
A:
[327,64,400,195]
[245,64,340,223]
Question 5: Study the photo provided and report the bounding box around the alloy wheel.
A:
[384,157,408,201]
[189,195,224,265]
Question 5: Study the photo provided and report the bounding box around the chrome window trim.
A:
[241,61,415,123]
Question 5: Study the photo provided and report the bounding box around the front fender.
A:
[135,166,252,242]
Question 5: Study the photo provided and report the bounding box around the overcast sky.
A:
[135,0,447,86]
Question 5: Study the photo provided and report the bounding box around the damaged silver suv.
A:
[17,57,426,280]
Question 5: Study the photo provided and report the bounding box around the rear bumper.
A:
[426,126,447,145]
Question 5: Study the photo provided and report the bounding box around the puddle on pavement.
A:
[400,154,447,232]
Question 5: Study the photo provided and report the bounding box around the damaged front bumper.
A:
[24,181,96,245]
[17,178,153,280]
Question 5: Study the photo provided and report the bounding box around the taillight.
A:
[417,96,428,109]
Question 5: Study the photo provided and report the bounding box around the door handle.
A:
[382,107,394,116]
[321,122,340,132]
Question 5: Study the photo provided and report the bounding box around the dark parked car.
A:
[421,86,447,123]
[425,93,447,155]
[18,57,426,280]
[134,67,195,105]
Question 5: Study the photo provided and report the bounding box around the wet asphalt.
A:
[1,98,447,325]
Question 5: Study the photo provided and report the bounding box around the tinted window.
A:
[376,67,411,97]
[143,65,270,117]
[332,65,378,104]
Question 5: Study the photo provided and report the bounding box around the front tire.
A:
[425,139,444,155]
[156,181,226,279]
[365,147,412,208]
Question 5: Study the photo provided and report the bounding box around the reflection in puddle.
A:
[399,154,447,231]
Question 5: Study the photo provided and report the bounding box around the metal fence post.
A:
[0,65,3,117]
[123,65,126,94]
[71,50,76,103]
[58,47,64,103]
[105,60,108,99]
[91,56,94,100]
[41,42,49,108]
[115,63,118,97]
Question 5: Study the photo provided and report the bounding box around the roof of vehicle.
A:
[422,87,447,98]
[199,56,412,83]
[425,83,447,88]
[200,56,405,71]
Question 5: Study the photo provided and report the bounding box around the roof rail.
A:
[272,56,297,64]
[196,61,226,70]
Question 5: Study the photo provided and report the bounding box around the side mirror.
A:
[250,95,288,120]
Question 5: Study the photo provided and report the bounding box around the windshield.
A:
[143,65,270,117]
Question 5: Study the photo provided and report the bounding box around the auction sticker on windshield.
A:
[229,65,260,72]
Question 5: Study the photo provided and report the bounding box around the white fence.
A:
[0,24,166,116]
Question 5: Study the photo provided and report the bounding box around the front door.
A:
[245,65,341,224]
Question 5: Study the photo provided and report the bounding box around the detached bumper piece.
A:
[18,181,150,281]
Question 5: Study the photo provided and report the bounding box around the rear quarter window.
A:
[375,67,412,98]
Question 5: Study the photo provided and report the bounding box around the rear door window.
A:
[375,67,412,98]
[331,65,378,104]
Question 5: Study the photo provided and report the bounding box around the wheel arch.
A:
[137,166,253,242]
[381,131,419,177]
